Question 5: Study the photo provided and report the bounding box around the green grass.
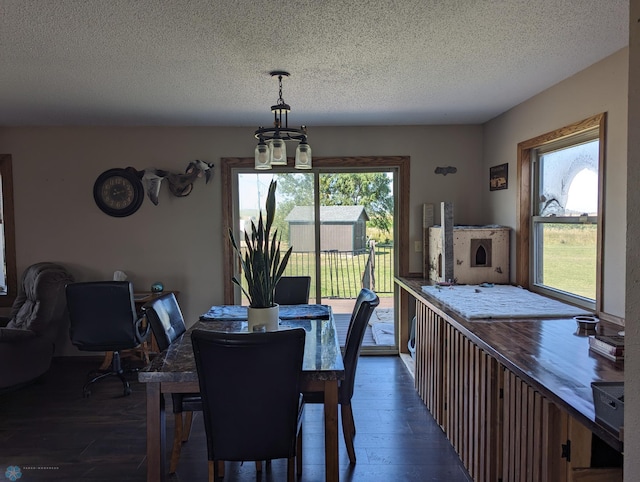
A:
[541,224,597,299]
[237,223,597,303]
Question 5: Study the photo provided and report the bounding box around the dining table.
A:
[138,304,345,482]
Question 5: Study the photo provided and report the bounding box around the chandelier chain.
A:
[277,75,284,106]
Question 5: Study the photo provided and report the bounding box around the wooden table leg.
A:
[146,382,166,482]
[324,380,340,482]
[99,351,113,371]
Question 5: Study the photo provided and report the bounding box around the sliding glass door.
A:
[233,168,396,353]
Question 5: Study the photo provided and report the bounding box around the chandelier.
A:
[254,71,311,170]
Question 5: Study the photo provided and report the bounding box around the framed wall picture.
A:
[489,163,508,191]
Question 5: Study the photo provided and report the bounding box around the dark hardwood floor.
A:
[0,356,472,482]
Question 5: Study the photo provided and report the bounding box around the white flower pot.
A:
[247,304,280,332]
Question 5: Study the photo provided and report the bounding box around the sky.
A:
[566,169,598,214]
[238,173,274,212]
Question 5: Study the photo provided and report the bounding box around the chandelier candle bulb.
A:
[254,139,272,170]
[295,141,312,169]
[269,138,287,165]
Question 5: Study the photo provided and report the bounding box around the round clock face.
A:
[93,168,144,217]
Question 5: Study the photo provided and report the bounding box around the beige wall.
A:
[0,124,482,355]
[482,48,629,319]
[483,43,633,477]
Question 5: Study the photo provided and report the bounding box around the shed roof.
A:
[285,206,369,223]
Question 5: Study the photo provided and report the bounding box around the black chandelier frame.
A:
[254,71,308,144]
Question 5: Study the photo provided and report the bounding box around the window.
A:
[517,114,605,311]
[0,154,17,307]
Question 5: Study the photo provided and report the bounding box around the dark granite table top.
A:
[200,304,331,321]
[139,316,345,384]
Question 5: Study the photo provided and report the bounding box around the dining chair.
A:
[141,292,201,474]
[274,276,311,305]
[303,288,380,464]
[66,281,150,397]
[191,327,306,482]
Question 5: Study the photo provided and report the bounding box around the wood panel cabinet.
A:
[415,305,501,481]
[414,301,444,420]
[411,291,622,482]
[446,322,502,481]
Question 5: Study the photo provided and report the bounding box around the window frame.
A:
[0,154,17,308]
[516,113,606,312]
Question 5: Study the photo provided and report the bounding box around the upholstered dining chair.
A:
[191,328,306,482]
[303,288,379,464]
[274,275,311,305]
[66,281,149,397]
[142,292,201,474]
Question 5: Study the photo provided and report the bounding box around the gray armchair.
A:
[0,262,74,390]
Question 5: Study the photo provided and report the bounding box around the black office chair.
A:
[66,281,149,397]
[191,328,306,482]
[303,288,379,464]
[142,292,201,474]
[274,275,311,305]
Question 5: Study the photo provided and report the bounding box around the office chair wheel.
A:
[123,386,132,396]
[83,387,91,398]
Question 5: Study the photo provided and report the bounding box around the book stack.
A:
[589,335,624,362]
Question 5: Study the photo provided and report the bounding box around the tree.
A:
[319,173,392,232]
[275,172,393,234]
[275,173,314,215]
[271,173,314,242]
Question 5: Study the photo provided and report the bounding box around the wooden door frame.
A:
[221,156,410,304]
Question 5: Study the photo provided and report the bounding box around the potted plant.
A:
[228,179,293,331]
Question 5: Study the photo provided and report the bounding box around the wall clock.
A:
[93,168,144,217]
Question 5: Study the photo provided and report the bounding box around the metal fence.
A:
[276,243,394,299]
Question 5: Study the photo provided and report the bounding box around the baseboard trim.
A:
[399,353,415,379]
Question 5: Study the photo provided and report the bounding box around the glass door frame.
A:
[221,156,410,353]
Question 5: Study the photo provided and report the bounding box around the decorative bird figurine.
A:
[141,168,169,206]
[135,161,213,205]
[166,160,214,198]
[434,166,457,176]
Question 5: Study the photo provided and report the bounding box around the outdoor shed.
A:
[285,206,369,252]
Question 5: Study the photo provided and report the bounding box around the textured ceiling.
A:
[0,0,629,126]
